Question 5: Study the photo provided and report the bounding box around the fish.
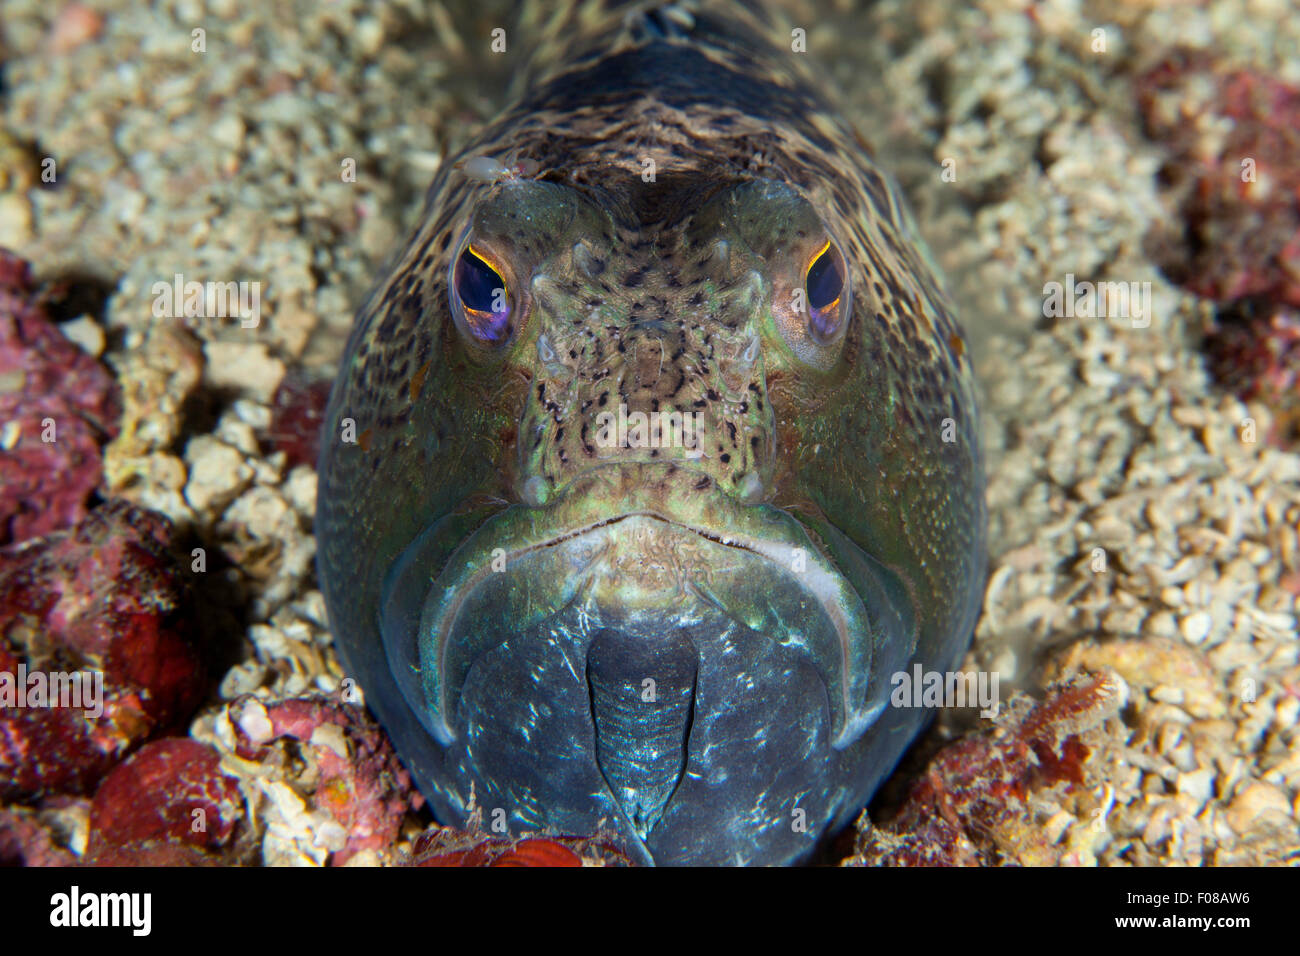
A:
[316,0,987,866]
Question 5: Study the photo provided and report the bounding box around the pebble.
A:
[1179,610,1213,644]
[0,193,34,248]
[58,315,106,357]
[184,434,253,513]
[204,341,287,403]
[1177,767,1216,813]
[1224,781,1293,835]
[233,698,275,745]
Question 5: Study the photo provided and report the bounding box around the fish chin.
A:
[378,464,920,865]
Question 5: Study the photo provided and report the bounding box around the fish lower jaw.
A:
[375,475,920,864]
[417,506,883,752]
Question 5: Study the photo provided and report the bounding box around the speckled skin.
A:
[317,0,986,865]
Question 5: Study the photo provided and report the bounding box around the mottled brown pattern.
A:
[316,0,986,857]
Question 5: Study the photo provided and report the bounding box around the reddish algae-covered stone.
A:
[1138,55,1300,446]
[264,371,332,470]
[409,828,630,867]
[1140,54,1300,308]
[853,672,1126,866]
[0,800,84,866]
[85,738,244,866]
[0,500,205,800]
[1203,303,1300,447]
[229,695,418,865]
[0,251,120,545]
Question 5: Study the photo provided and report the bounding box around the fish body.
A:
[317,0,986,865]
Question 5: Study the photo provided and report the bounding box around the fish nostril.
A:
[736,472,765,503]
[573,240,605,278]
[521,474,552,506]
[531,274,562,311]
[586,625,697,840]
[710,238,731,271]
[536,332,569,377]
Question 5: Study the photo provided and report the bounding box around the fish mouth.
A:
[379,463,916,862]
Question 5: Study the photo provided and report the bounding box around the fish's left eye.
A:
[452,244,513,346]
[805,240,847,342]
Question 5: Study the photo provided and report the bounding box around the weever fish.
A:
[316,0,987,866]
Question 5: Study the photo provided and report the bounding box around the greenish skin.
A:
[317,0,986,865]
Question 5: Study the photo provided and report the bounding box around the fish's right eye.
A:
[804,240,848,343]
[452,244,513,346]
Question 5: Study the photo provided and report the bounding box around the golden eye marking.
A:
[453,240,514,345]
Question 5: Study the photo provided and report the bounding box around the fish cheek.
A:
[765,323,923,701]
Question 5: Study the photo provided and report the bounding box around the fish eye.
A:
[805,240,847,342]
[452,243,512,345]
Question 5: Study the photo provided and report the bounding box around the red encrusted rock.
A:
[263,371,332,470]
[85,738,244,866]
[1140,54,1300,308]
[228,695,419,865]
[852,671,1126,866]
[0,500,205,800]
[1203,303,1300,446]
[0,251,120,545]
[0,800,84,866]
[408,828,630,867]
[1138,55,1300,448]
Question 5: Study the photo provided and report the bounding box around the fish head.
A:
[322,170,985,866]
